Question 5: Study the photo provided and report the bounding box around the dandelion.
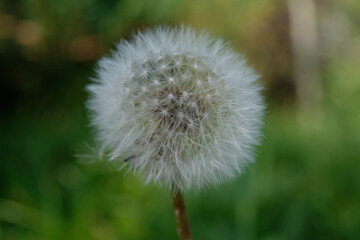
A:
[86,25,265,240]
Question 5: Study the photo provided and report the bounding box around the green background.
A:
[1,0,360,239]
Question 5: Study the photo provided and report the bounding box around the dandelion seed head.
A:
[86,25,265,191]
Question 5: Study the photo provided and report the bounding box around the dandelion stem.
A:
[171,190,193,240]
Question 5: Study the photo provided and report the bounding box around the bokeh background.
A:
[1,0,360,239]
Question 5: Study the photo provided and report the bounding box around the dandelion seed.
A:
[161,109,168,116]
[86,25,265,191]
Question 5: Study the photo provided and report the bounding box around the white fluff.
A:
[86,26,265,191]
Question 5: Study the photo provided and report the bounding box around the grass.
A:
[1,103,359,239]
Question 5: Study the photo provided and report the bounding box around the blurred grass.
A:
[1,106,359,240]
[1,0,360,239]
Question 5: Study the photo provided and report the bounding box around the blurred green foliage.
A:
[1,0,360,239]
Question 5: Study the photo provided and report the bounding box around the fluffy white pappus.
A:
[86,25,265,191]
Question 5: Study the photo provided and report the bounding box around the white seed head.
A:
[86,26,265,191]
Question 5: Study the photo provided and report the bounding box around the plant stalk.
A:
[171,190,193,240]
